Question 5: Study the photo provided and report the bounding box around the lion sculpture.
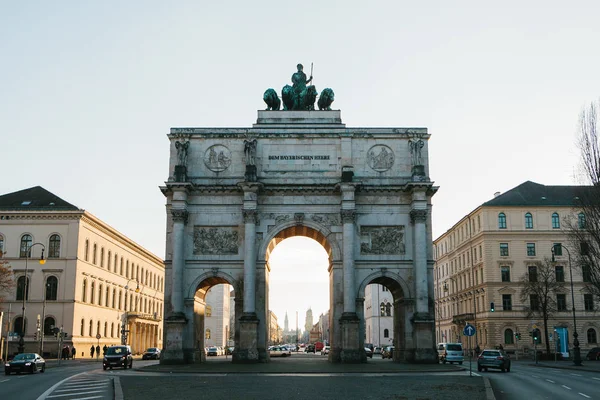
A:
[263,88,281,111]
[318,88,335,111]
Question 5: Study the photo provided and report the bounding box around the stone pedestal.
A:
[233,313,260,363]
[408,313,437,363]
[160,313,188,364]
[339,313,363,363]
[174,165,187,182]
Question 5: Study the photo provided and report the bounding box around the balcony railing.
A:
[452,313,474,325]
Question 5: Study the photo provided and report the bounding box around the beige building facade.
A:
[434,181,600,357]
[0,187,164,358]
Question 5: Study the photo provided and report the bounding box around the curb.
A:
[132,366,466,375]
[114,376,124,400]
[483,377,496,400]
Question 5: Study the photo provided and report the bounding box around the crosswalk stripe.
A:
[46,390,104,398]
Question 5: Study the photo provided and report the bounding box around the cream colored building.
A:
[364,284,394,348]
[0,186,164,358]
[434,181,600,357]
[204,284,231,347]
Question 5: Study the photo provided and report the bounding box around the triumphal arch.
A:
[160,68,438,364]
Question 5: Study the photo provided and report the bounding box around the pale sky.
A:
[2,1,599,331]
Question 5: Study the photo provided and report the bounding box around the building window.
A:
[581,241,589,256]
[16,276,29,300]
[578,213,586,229]
[97,321,101,337]
[126,261,129,278]
[205,329,211,339]
[557,294,567,311]
[46,276,58,300]
[104,322,108,337]
[82,279,87,302]
[43,317,55,336]
[526,243,536,256]
[111,322,114,338]
[380,302,385,316]
[587,328,597,344]
[555,265,565,282]
[384,329,389,338]
[552,213,560,229]
[385,303,392,316]
[498,213,507,229]
[112,289,116,309]
[525,212,533,229]
[528,266,538,282]
[89,320,93,336]
[583,265,592,282]
[206,306,212,317]
[107,251,111,271]
[20,234,33,257]
[81,319,85,336]
[504,329,514,345]
[500,243,509,257]
[48,234,61,258]
[501,266,511,282]
[120,257,123,275]
[584,294,594,311]
[105,286,110,307]
[93,244,97,264]
[118,291,122,310]
[100,248,104,268]
[502,294,512,310]
[84,239,89,261]
[90,281,96,304]
[98,284,103,306]
[553,243,563,256]
[530,294,539,311]
[14,317,26,336]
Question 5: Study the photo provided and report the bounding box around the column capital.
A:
[340,209,356,223]
[243,209,258,224]
[410,209,427,224]
[171,209,189,224]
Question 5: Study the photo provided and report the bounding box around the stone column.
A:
[171,209,188,314]
[242,209,257,315]
[410,209,428,314]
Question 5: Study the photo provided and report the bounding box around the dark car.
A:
[103,345,133,370]
[477,349,511,372]
[5,353,46,375]
[305,344,316,353]
[142,347,161,360]
[586,347,600,361]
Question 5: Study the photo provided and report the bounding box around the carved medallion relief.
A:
[203,145,232,172]
[360,226,405,255]
[193,227,239,255]
[367,145,395,172]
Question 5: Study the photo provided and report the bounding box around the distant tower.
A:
[305,307,313,333]
[284,312,289,332]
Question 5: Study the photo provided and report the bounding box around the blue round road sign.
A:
[463,324,476,337]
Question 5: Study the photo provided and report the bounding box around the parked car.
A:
[364,347,373,358]
[321,346,330,355]
[207,347,219,356]
[437,343,464,364]
[4,353,46,375]
[305,344,316,353]
[373,347,382,355]
[103,345,133,370]
[269,346,291,357]
[142,347,161,360]
[477,349,511,372]
[586,347,600,361]
[381,346,395,359]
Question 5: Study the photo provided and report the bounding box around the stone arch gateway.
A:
[160,110,438,364]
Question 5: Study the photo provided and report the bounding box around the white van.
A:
[437,343,464,364]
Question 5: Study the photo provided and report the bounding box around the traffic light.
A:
[515,332,521,340]
[532,329,541,344]
[34,332,38,341]
[490,302,495,312]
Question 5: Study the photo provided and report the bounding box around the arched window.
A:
[105,286,110,307]
[93,244,97,264]
[525,213,533,229]
[587,328,597,344]
[136,265,140,281]
[82,279,88,302]
[141,268,145,284]
[84,239,89,261]
[126,261,129,278]
[16,276,29,300]
[90,281,96,304]
[498,213,507,229]
[80,319,85,336]
[384,329,389,338]
[111,322,115,338]
[20,234,33,257]
[552,213,560,229]
[44,316,55,335]
[98,284,103,306]
[120,257,123,275]
[46,276,58,300]
[579,213,586,229]
[380,302,385,316]
[107,251,111,271]
[385,303,392,316]
[115,254,118,273]
[104,322,108,337]
[112,289,116,309]
[504,328,514,344]
[14,317,26,336]
[100,247,104,268]
[96,321,101,337]
[49,234,61,258]
[119,291,123,310]
[89,320,93,336]
[205,329,211,339]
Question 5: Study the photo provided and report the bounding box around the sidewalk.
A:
[526,359,600,373]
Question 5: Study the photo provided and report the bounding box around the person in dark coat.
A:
[102,345,108,356]
[71,346,76,359]
[90,346,95,358]
[95,345,100,359]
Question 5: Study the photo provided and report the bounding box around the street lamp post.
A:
[18,243,46,354]
[552,244,582,366]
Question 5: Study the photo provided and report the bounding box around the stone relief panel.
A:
[360,226,405,255]
[193,227,239,255]
[367,145,395,172]
[310,213,341,228]
[203,144,232,172]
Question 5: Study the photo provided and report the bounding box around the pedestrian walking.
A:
[90,345,95,358]
[72,346,76,359]
[102,345,108,356]
[96,345,100,360]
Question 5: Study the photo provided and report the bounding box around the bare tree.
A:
[0,250,15,305]
[567,99,600,302]
[519,258,565,355]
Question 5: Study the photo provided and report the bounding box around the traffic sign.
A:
[463,324,476,337]
[96,334,101,340]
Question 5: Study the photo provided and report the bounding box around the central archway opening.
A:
[264,225,333,358]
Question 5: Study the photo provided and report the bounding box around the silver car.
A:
[477,349,511,372]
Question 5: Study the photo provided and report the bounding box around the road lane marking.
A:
[593,377,600,381]
[570,373,582,376]
[0,379,9,383]
[532,375,540,378]
[545,379,555,383]
[46,390,104,398]
[36,371,89,400]
[56,383,109,390]
[73,397,104,400]
[562,385,571,390]
[54,384,109,393]
[579,394,590,399]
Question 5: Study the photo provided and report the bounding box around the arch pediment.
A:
[497,286,517,294]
